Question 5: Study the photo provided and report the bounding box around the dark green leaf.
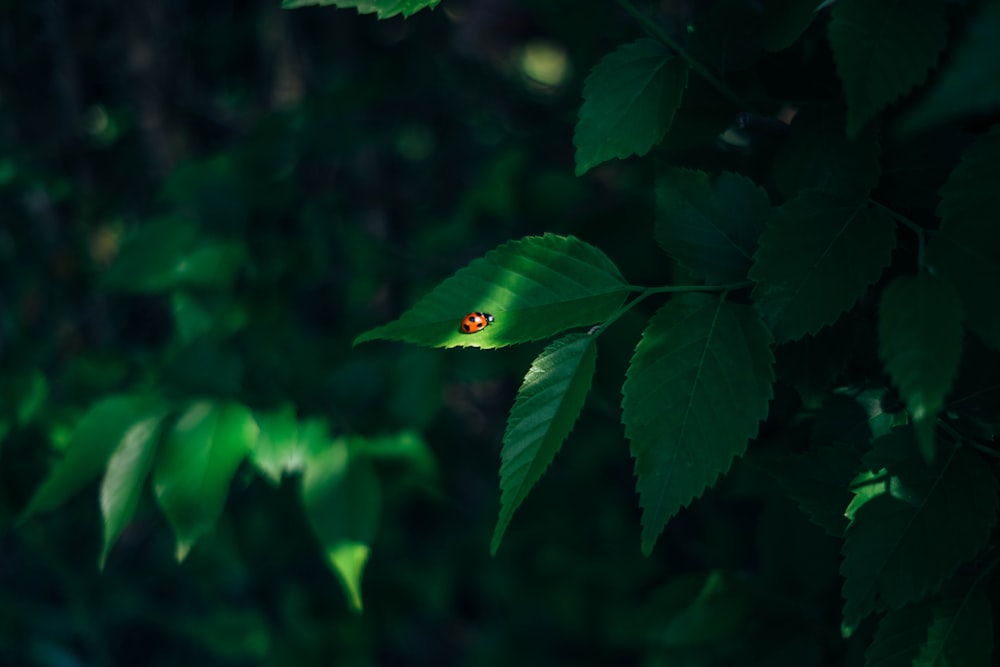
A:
[829,0,948,137]
[927,126,1000,350]
[655,168,769,283]
[281,0,439,19]
[915,575,994,667]
[574,39,688,176]
[878,274,964,461]
[153,401,258,560]
[762,0,819,53]
[866,600,934,667]
[624,294,774,555]
[840,428,999,626]
[354,234,629,349]
[772,107,881,200]
[492,333,597,554]
[900,2,1000,135]
[750,192,896,342]
[22,394,164,520]
[251,405,303,486]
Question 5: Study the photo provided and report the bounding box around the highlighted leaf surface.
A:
[574,39,688,176]
[355,234,629,349]
[281,0,438,19]
[492,334,597,554]
[750,192,896,342]
[623,294,774,555]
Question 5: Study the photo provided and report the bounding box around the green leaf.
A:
[281,0,439,19]
[840,428,999,627]
[574,39,688,176]
[22,394,163,520]
[354,234,629,349]
[772,106,881,200]
[829,0,948,137]
[624,294,774,555]
[762,0,819,53]
[878,274,964,462]
[103,218,246,293]
[492,333,597,554]
[251,405,303,486]
[865,600,934,667]
[900,2,1000,135]
[750,192,896,342]
[153,401,258,560]
[302,441,382,612]
[915,575,994,667]
[927,126,1000,350]
[654,168,770,283]
[99,413,167,568]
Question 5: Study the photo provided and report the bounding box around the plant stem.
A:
[597,280,753,335]
[613,0,747,109]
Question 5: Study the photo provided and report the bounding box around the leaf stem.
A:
[597,280,752,335]
[613,0,747,109]
[869,199,926,268]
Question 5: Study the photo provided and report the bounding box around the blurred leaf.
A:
[349,430,437,480]
[12,369,48,426]
[927,126,1000,350]
[179,609,270,661]
[865,599,934,667]
[772,106,881,200]
[650,571,751,647]
[171,291,248,343]
[22,394,164,520]
[99,413,167,568]
[829,0,947,137]
[104,218,246,293]
[624,294,774,555]
[153,401,258,560]
[762,0,819,53]
[251,405,303,486]
[878,273,963,462]
[900,2,1000,135]
[654,168,769,283]
[914,575,993,667]
[354,234,629,349]
[840,428,998,626]
[574,39,688,176]
[281,0,439,19]
[750,192,896,342]
[492,333,597,554]
[302,441,382,612]
[685,0,764,71]
[164,337,244,396]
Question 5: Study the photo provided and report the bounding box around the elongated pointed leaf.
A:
[100,414,166,568]
[251,405,303,485]
[750,192,896,342]
[900,1,1000,135]
[574,39,688,176]
[927,126,1000,350]
[866,600,934,667]
[153,401,258,560]
[879,274,964,461]
[492,334,597,554]
[354,234,629,349]
[624,294,774,555]
[655,168,769,283]
[841,428,999,626]
[829,0,947,137]
[22,394,163,520]
[915,576,993,667]
[281,0,438,19]
[302,441,381,612]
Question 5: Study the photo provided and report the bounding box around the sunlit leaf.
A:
[655,168,769,283]
[878,273,963,461]
[354,234,629,349]
[22,394,164,520]
[492,333,597,554]
[624,294,774,555]
[840,428,999,626]
[153,401,258,560]
[750,192,896,342]
[281,0,439,19]
[574,39,688,176]
[927,126,1000,350]
[829,0,947,137]
[99,413,167,568]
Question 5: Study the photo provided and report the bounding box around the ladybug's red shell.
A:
[459,312,494,333]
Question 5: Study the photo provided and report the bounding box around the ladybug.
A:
[459,311,494,334]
